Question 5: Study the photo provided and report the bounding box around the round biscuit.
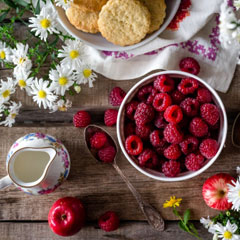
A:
[72,0,108,12]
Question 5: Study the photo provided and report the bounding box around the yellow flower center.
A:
[83,69,92,78]
[58,106,67,112]
[64,0,68,3]
[11,113,17,119]
[19,57,26,64]
[40,19,51,29]
[18,80,26,88]
[58,77,68,86]
[2,90,10,98]
[38,90,46,99]
[223,231,232,239]
[69,50,79,59]
[0,51,6,59]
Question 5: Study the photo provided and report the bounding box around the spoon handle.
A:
[113,163,165,231]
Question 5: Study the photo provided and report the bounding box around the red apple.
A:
[48,197,85,236]
[202,173,236,211]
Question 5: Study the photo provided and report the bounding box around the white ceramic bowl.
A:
[117,71,228,182]
[55,0,181,51]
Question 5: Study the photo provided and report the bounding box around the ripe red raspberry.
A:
[98,146,116,163]
[189,117,209,137]
[134,102,155,127]
[164,105,183,124]
[104,109,118,126]
[109,87,126,106]
[124,122,135,137]
[90,132,108,149]
[135,124,151,140]
[150,130,166,148]
[185,152,204,171]
[171,90,185,104]
[179,57,200,75]
[125,101,139,120]
[125,135,143,155]
[153,75,175,93]
[155,142,169,156]
[164,144,181,160]
[154,112,167,129]
[200,103,220,126]
[200,139,219,159]
[179,136,199,155]
[164,123,184,144]
[73,111,91,128]
[180,98,200,117]
[152,93,172,112]
[146,88,158,105]
[178,78,199,95]
[162,160,180,177]
[98,211,119,232]
[197,88,212,103]
[138,149,159,169]
[137,84,153,102]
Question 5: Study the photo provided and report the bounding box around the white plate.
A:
[55,0,181,51]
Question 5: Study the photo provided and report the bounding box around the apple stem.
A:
[61,214,67,221]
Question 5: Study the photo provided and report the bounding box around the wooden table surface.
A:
[1,4,240,240]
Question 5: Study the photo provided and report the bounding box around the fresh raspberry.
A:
[124,122,135,137]
[154,112,167,129]
[162,160,180,177]
[125,101,139,120]
[171,90,185,104]
[180,98,200,117]
[104,109,118,126]
[125,135,143,155]
[98,211,119,232]
[163,123,184,144]
[135,124,151,140]
[134,102,155,127]
[197,88,212,103]
[152,93,172,112]
[73,111,91,128]
[150,130,166,148]
[98,146,116,163]
[138,149,159,169]
[179,136,199,155]
[155,142,169,156]
[109,87,126,106]
[153,75,175,93]
[90,132,108,149]
[164,105,183,124]
[189,117,209,137]
[146,88,158,105]
[200,139,219,159]
[164,144,181,160]
[185,152,204,171]
[200,103,220,126]
[178,78,199,95]
[137,85,153,102]
[179,57,200,75]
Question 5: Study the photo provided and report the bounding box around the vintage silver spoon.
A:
[84,125,165,232]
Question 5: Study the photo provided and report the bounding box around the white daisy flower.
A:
[76,65,97,88]
[30,78,57,109]
[49,64,75,96]
[14,70,33,96]
[0,41,12,62]
[0,78,16,104]
[0,101,22,127]
[228,177,240,211]
[29,3,59,42]
[58,39,85,70]
[0,104,4,118]
[55,0,73,10]
[50,99,72,113]
[234,0,240,10]
[200,217,215,233]
[213,234,219,240]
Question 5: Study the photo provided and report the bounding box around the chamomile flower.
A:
[55,0,73,10]
[227,177,240,211]
[58,39,85,70]
[234,0,240,10]
[0,78,16,104]
[50,99,72,113]
[76,65,97,88]
[200,217,215,234]
[14,70,33,95]
[29,4,59,42]
[0,41,12,62]
[49,65,75,96]
[30,78,57,109]
[0,104,4,118]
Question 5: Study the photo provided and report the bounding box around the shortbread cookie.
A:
[139,0,166,33]
[98,0,151,46]
[73,0,108,12]
[66,5,99,33]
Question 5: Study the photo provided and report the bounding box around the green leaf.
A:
[178,221,188,233]
[3,0,16,8]
[0,9,9,22]
[13,0,29,7]
[183,209,191,224]
[188,222,199,236]
[35,0,41,14]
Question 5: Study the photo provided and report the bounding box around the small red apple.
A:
[48,197,85,236]
[202,173,236,211]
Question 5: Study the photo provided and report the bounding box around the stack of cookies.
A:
[66,0,166,46]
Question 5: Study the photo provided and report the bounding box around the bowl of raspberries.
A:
[116,70,227,181]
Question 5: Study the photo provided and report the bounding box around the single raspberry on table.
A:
[138,149,159,169]
[163,123,184,144]
[179,136,199,155]
[150,130,166,148]
[109,87,126,106]
[124,122,135,137]
[200,139,219,159]
[164,105,183,124]
[134,102,155,126]
[104,109,118,126]
[179,57,200,75]
[152,93,172,112]
[164,144,181,160]
[154,112,167,129]
[178,78,199,95]
[90,131,108,149]
[197,88,212,103]
[125,100,139,120]
[73,110,91,128]
[162,160,180,177]
[153,75,175,93]
[137,84,153,102]
[200,103,220,126]
[135,124,151,140]
[98,146,116,163]
[171,90,185,104]
[180,98,199,117]
[146,88,158,105]
[189,117,209,137]
[125,135,143,155]
[185,152,204,171]
[98,211,119,232]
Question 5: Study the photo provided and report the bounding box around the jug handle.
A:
[0,175,12,189]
